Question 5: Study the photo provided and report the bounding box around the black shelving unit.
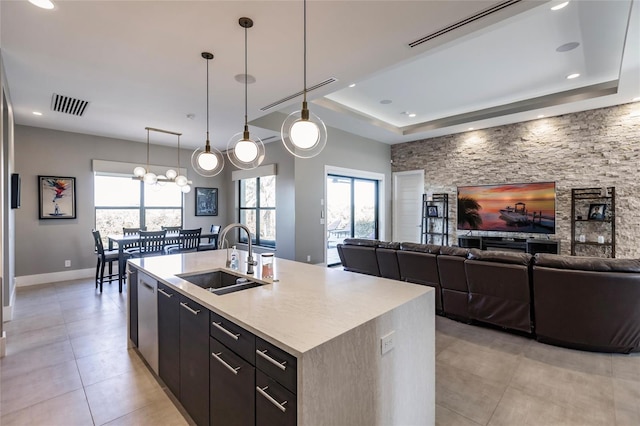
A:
[421,193,449,246]
[571,187,615,258]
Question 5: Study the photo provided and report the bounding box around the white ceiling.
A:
[1,0,638,150]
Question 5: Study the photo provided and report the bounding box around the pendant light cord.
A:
[177,135,181,170]
[303,0,307,103]
[146,128,150,172]
[244,23,248,128]
[206,56,210,143]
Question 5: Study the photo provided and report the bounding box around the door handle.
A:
[211,352,241,375]
[180,302,200,315]
[256,386,287,412]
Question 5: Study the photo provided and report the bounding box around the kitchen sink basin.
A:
[176,270,262,295]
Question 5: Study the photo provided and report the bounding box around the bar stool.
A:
[92,230,127,292]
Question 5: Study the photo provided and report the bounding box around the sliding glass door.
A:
[326,175,378,266]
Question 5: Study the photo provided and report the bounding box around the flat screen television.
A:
[457,182,556,234]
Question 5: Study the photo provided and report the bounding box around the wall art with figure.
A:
[39,175,76,219]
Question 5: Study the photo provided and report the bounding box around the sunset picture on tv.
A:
[457,182,556,234]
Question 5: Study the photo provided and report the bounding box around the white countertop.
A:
[129,250,431,357]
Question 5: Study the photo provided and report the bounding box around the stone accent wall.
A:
[391,103,640,258]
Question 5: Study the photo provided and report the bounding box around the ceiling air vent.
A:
[260,78,338,111]
[408,0,522,48]
[51,93,90,116]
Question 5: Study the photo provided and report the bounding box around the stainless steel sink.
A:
[176,270,262,295]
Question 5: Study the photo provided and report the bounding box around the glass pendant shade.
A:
[165,169,177,180]
[174,175,188,187]
[133,166,146,177]
[143,172,157,185]
[191,145,225,177]
[281,108,327,158]
[227,131,265,170]
[181,184,192,194]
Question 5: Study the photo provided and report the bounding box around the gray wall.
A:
[293,127,392,264]
[391,103,640,258]
[14,125,228,277]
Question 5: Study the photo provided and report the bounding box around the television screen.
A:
[457,182,556,234]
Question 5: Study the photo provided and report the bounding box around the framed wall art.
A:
[195,187,218,216]
[39,175,76,219]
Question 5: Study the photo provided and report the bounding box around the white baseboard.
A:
[0,332,6,358]
[2,285,15,322]
[16,268,95,287]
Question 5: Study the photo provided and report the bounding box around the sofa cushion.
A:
[467,249,532,266]
[378,241,401,250]
[400,242,441,254]
[534,253,640,273]
[342,238,379,247]
[439,246,469,257]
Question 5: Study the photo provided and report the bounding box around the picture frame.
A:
[427,205,439,218]
[195,187,218,216]
[39,175,76,219]
[588,203,606,221]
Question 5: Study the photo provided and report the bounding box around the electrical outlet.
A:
[64,260,71,268]
[381,331,395,355]
[306,255,311,262]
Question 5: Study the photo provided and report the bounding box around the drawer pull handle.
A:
[212,321,240,340]
[141,281,154,291]
[158,288,173,298]
[180,302,200,315]
[256,349,287,371]
[256,386,287,412]
[211,352,240,375]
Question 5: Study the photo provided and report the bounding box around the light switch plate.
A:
[381,331,395,355]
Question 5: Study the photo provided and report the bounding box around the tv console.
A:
[457,236,559,255]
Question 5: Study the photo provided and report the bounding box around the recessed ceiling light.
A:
[566,73,580,79]
[234,74,256,84]
[348,83,356,88]
[28,0,54,9]
[633,97,640,102]
[538,114,545,118]
[468,127,474,130]
[551,2,569,11]
[32,111,43,116]
[380,99,392,105]
[556,42,580,52]
[408,113,416,118]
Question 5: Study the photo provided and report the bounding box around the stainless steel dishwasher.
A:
[137,271,158,374]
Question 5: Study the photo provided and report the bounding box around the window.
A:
[94,174,182,238]
[239,175,276,247]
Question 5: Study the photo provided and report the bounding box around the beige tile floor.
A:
[1,277,639,425]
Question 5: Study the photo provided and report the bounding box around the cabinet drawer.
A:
[210,337,255,426]
[256,370,296,426]
[210,311,255,365]
[255,337,297,394]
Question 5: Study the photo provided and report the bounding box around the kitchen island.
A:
[128,249,435,425]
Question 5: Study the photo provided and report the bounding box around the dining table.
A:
[107,231,218,292]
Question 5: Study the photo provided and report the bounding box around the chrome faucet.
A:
[218,223,256,275]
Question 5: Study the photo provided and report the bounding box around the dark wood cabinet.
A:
[210,337,255,426]
[179,295,210,426]
[157,282,180,398]
[128,267,138,346]
[255,370,296,426]
[457,236,559,254]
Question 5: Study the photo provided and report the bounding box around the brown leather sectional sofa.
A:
[336,238,640,353]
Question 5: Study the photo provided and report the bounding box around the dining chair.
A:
[162,226,183,252]
[122,227,146,251]
[128,230,167,258]
[198,224,221,251]
[166,228,202,254]
[92,229,126,292]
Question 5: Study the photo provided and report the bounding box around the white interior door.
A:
[393,170,424,243]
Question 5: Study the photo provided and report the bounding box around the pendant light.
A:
[227,17,265,170]
[133,127,192,192]
[191,52,225,177]
[280,0,327,158]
